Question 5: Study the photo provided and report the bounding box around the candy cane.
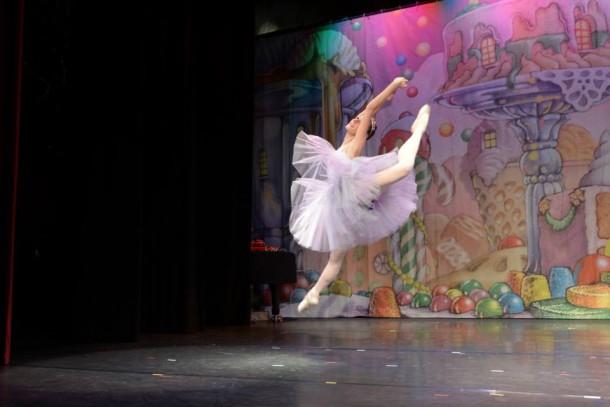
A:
[413,212,428,283]
[399,218,417,286]
[399,157,431,289]
[430,162,455,206]
[415,157,432,196]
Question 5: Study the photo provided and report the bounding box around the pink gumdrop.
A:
[397,291,414,306]
[430,294,452,312]
[296,274,310,289]
[432,284,450,297]
[469,288,490,303]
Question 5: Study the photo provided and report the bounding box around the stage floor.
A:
[2,317,610,406]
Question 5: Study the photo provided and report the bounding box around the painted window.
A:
[484,130,497,149]
[575,18,593,50]
[480,36,496,67]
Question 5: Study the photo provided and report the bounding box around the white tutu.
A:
[289,131,418,252]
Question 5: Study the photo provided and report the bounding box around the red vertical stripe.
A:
[3,0,24,366]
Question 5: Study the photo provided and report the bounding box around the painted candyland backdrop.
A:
[252,0,610,319]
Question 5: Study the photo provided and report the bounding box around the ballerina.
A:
[288,77,431,313]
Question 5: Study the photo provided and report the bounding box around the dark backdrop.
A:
[8,0,253,353]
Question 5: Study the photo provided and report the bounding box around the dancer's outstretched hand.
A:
[393,77,408,88]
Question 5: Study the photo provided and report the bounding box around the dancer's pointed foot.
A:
[411,104,431,134]
[297,291,319,313]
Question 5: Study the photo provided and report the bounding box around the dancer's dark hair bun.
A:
[367,117,377,140]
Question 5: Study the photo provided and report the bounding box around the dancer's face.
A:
[346,115,363,134]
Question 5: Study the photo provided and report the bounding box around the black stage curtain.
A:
[137,1,253,332]
[7,0,252,360]
[0,0,24,366]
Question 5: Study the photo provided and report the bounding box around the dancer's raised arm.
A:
[341,77,408,158]
[365,76,408,116]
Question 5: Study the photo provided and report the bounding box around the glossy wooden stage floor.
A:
[2,318,610,406]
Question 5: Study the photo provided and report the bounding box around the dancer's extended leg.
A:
[375,104,430,188]
[298,249,347,313]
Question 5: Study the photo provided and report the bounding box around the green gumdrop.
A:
[411,292,431,308]
[474,297,504,318]
[489,282,513,299]
[459,279,483,296]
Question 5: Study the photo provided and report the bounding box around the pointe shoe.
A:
[297,291,319,313]
[411,104,431,133]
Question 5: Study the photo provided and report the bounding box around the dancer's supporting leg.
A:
[375,104,430,188]
[298,249,348,313]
